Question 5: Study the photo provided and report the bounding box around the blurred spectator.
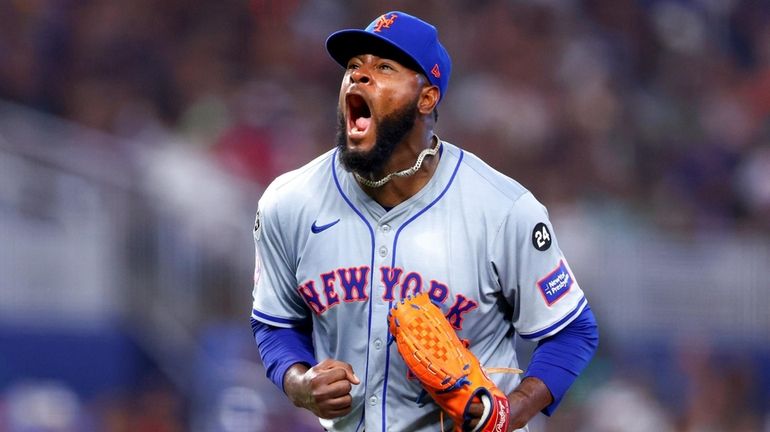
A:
[579,378,674,432]
[2,381,83,432]
[89,381,184,432]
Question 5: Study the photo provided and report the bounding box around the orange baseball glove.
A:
[388,293,521,432]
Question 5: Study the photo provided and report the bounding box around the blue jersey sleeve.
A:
[524,304,598,416]
[251,318,317,392]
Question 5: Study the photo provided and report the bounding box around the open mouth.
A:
[347,93,372,137]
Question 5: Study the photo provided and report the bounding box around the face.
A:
[335,54,426,177]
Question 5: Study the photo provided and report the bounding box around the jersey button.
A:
[378,246,388,257]
[373,338,383,350]
[369,395,378,406]
[381,224,391,233]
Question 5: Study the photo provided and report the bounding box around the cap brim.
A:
[326,29,423,76]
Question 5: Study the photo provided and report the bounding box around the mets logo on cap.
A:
[373,13,397,32]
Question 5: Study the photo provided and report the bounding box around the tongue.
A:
[355,117,371,131]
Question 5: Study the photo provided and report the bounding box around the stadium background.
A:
[1,0,769,430]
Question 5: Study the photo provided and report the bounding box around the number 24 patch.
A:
[532,222,551,251]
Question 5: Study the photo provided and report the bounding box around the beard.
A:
[336,96,419,179]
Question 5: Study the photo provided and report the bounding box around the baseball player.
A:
[250,11,598,432]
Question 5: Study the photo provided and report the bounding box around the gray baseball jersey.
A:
[251,140,587,432]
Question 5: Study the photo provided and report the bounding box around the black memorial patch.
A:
[532,222,552,251]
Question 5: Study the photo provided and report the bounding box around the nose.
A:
[350,68,371,85]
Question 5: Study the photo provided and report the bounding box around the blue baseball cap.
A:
[326,11,452,102]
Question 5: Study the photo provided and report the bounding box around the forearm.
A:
[524,305,599,415]
[507,376,553,430]
[251,318,317,392]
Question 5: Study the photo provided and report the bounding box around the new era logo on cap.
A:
[325,11,452,103]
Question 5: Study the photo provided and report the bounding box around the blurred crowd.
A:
[1,0,770,431]
[2,0,769,232]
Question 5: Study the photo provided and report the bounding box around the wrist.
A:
[283,362,311,407]
[507,377,553,430]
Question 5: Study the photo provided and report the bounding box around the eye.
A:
[378,62,395,71]
[347,62,360,70]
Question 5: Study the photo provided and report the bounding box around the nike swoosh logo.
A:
[311,219,340,234]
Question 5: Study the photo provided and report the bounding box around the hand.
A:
[466,377,553,432]
[283,359,361,419]
[466,400,485,430]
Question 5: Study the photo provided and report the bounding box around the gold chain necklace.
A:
[354,135,441,188]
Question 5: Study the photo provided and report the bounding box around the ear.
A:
[418,85,440,116]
